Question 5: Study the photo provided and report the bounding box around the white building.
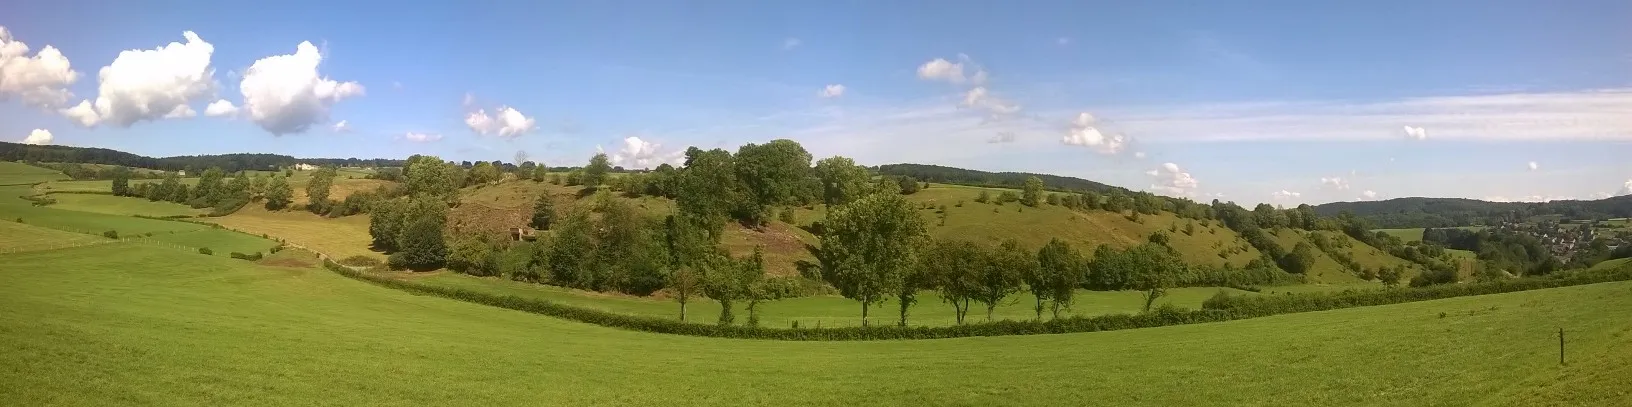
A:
[293,163,318,171]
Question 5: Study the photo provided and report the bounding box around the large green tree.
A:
[977,239,1029,321]
[192,167,225,204]
[813,156,871,207]
[404,155,459,201]
[305,166,337,213]
[110,168,131,196]
[675,147,742,235]
[818,192,927,325]
[921,239,985,324]
[1020,176,1044,207]
[469,161,502,186]
[734,139,813,222]
[583,153,612,188]
[1033,238,1081,319]
[530,192,556,230]
[369,197,409,250]
[394,197,450,270]
[264,175,294,210]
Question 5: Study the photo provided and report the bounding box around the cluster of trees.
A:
[110,168,292,214]
[1420,227,1627,275]
[26,162,162,180]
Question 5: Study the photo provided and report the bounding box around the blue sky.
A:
[2,0,1630,205]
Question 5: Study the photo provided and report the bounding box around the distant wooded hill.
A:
[1313,196,1632,228]
[0,141,404,173]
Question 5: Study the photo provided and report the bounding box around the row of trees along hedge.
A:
[110,167,286,215]
[325,252,1632,341]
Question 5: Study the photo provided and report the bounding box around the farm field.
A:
[0,185,208,236]
[3,242,1630,405]
[44,193,207,217]
[0,161,69,185]
[0,219,110,254]
[396,271,1254,328]
[203,205,380,261]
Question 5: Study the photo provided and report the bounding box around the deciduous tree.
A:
[1034,238,1081,319]
[818,192,927,326]
[1020,176,1044,207]
[921,239,984,324]
[264,175,293,210]
[813,156,871,207]
[977,239,1028,320]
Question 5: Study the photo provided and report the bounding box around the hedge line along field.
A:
[0,219,108,254]
[401,271,1256,328]
[4,242,1630,406]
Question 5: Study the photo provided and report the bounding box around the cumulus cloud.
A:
[961,86,1022,118]
[1272,190,1303,201]
[402,132,441,142]
[606,136,683,169]
[1062,112,1128,154]
[0,26,80,108]
[1134,151,1147,159]
[1619,179,1632,196]
[1403,126,1428,140]
[331,120,350,132]
[465,105,537,138]
[987,132,1016,143]
[203,99,237,117]
[782,38,801,50]
[1360,190,1378,200]
[1527,161,1539,171]
[917,58,966,83]
[59,31,216,128]
[818,84,845,98]
[1320,177,1350,190]
[21,128,52,145]
[239,40,364,135]
[1147,162,1198,196]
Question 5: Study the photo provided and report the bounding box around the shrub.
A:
[198,247,213,255]
[229,252,264,261]
[13,217,20,223]
[339,255,382,268]
[387,252,409,270]
[102,230,119,239]
[778,209,797,224]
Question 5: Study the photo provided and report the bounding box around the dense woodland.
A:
[1314,196,1632,228]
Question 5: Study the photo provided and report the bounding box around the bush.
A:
[339,255,382,268]
[102,230,119,239]
[387,252,409,270]
[198,247,213,255]
[778,208,797,224]
[229,252,264,261]
[13,217,21,223]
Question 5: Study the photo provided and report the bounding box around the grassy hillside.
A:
[0,161,68,185]
[46,193,207,217]
[4,242,1631,405]
[0,185,208,236]
[0,219,109,254]
[205,205,379,261]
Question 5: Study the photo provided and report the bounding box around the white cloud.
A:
[402,132,441,142]
[1320,176,1350,190]
[1360,190,1378,200]
[0,26,80,108]
[203,99,237,117]
[917,58,968,84]
[782,38,801,50]
[960,86,1021,117]
[1403,126,1427,140]
[1103,90,1632,143]
[331,120,350,132]
[239,40,364,135]
[987,132,1016,143]
[465,105,537,138]
[607,136,683,169]
[1272,190,1302,201]
[1056,37,1071,46]
[1133,151,1147,159]
[1619,179,1632,196]
[162,104,195,119]
[21,128,52,145]
[59,31,216,128]
[1147,162,1198,196]
[818,84,845,98]
[1527,161,1539,171]
[1061,112,1127,154]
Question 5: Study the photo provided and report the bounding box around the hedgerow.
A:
[325,259,1632,341]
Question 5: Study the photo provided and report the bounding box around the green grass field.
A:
[0,220,111,254]
[44,193,207,217]
[398,271,1254,327]
[204,205,380,260]
[4,242,1630,405]
[0,161,69,185]
[0,185,208,236]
